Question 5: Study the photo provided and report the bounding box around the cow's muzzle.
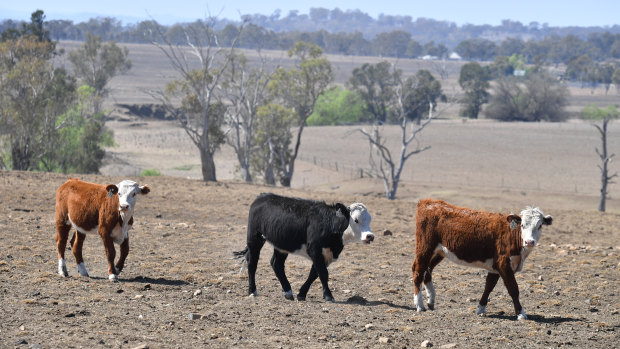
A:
[119,204,130,212]
[524,239,536,247]
[362,233,375,244]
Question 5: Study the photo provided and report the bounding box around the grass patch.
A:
[172,164,200,171]
[140,168,161,176]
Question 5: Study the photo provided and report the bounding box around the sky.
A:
[1,0,619,28]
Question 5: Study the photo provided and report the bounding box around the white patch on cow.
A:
[68,214,98,236]
[77,262,89,277]
[517,309,527,320]
[274,243,311,260]
[424,281,436,306]
[110,219,131,245]
[58,258,68,277]
[343,203,374,244]
[435,244,495,272]
[414,292,426,312]
[477,304,487,315]
[109,274,118,281]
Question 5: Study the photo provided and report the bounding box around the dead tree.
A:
[594,116,617,212]
[360,89,434,200]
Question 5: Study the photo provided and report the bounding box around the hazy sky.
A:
[1,0,619,27]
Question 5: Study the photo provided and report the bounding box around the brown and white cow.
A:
[412,198,552,320]
[55,178,150,281]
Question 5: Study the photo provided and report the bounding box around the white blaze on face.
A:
[344,203,374,244]
[116,180,140,213]
[519,207,552,248]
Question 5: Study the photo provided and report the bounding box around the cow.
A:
[55,178,150,281]
[233,193,374,302]
[412,198,552,320]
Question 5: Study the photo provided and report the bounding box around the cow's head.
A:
[112,180,150,213]
[345,203,374,244]
[507,207,552,248]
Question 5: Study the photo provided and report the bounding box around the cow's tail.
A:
[232,246,249,273]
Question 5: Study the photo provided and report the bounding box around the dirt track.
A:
[1,171,618,348]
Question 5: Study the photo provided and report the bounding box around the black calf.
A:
[234,193,350,302]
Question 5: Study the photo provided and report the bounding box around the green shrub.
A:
[307,86,364,125]
[140,168,161,176]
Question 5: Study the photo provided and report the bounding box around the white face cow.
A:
[343,203,374,244]
[507,206,553,248]
[114,180,150,213]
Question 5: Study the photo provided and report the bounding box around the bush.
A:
[140,169,161,176]
[484,71,568,122]
[307,87,364,125]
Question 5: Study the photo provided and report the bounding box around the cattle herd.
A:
[54,178,552,321]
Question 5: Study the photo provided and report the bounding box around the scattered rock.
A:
[421,340,433,347]
[194,289,202,296]
[29,344,42,349]
[554,291,560,296]
[19,325,25,331]
[547,330,552,335]
[14,338,27,345]
[210,334,218,339]
[538,275,544,281]
[135,294,144,299]
[365,323,374,330]
[440,344,457,348]
[383,229,393,236]
[130,345,149,349]
[379,337,391,343]
[188,313,203,320]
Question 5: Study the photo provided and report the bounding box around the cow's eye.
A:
[132,193,136,197]
[355,218,359,223]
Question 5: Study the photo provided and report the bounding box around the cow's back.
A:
[415,199,503,260]
[56,179,113,230]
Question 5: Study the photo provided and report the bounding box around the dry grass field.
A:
[0,42,618,348]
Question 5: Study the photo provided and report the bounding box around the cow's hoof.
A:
[323,295,335,302]
[427,303,434,310]
[248,291,258,297]
[283,290,294,300]
[296,294,306,301]
[108,274,119,282]
[477,304,487,316]
[77,262,89,277]
[59,268,69,277]
[416,306,427,312]
[517,310,527,321]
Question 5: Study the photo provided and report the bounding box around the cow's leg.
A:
[115,238,129,274]
[246,239,265,297]
[498,266,525,320]
[270,250,293,300]
[477,272,500,316]
[100,231,118,281]
[423,254,443,310]
[308,249,334,302]
[412,250,432,312]
[55,218,71,277]
[71,232,89,277]
[297,266,318,301]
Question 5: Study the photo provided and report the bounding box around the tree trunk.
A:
[199,148,217,182]
[598,118,609,212]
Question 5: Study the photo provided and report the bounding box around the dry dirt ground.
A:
[1,171,618,348]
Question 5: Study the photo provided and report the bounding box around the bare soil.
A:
[1,171,618,348]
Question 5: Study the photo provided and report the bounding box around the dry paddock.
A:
[0,171,618,348]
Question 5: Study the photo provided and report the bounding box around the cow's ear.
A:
[507,214,521,229]
[106,185,119,197]
[543,215,553,225]
[139,185,150,195]
[335,203,349,220]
